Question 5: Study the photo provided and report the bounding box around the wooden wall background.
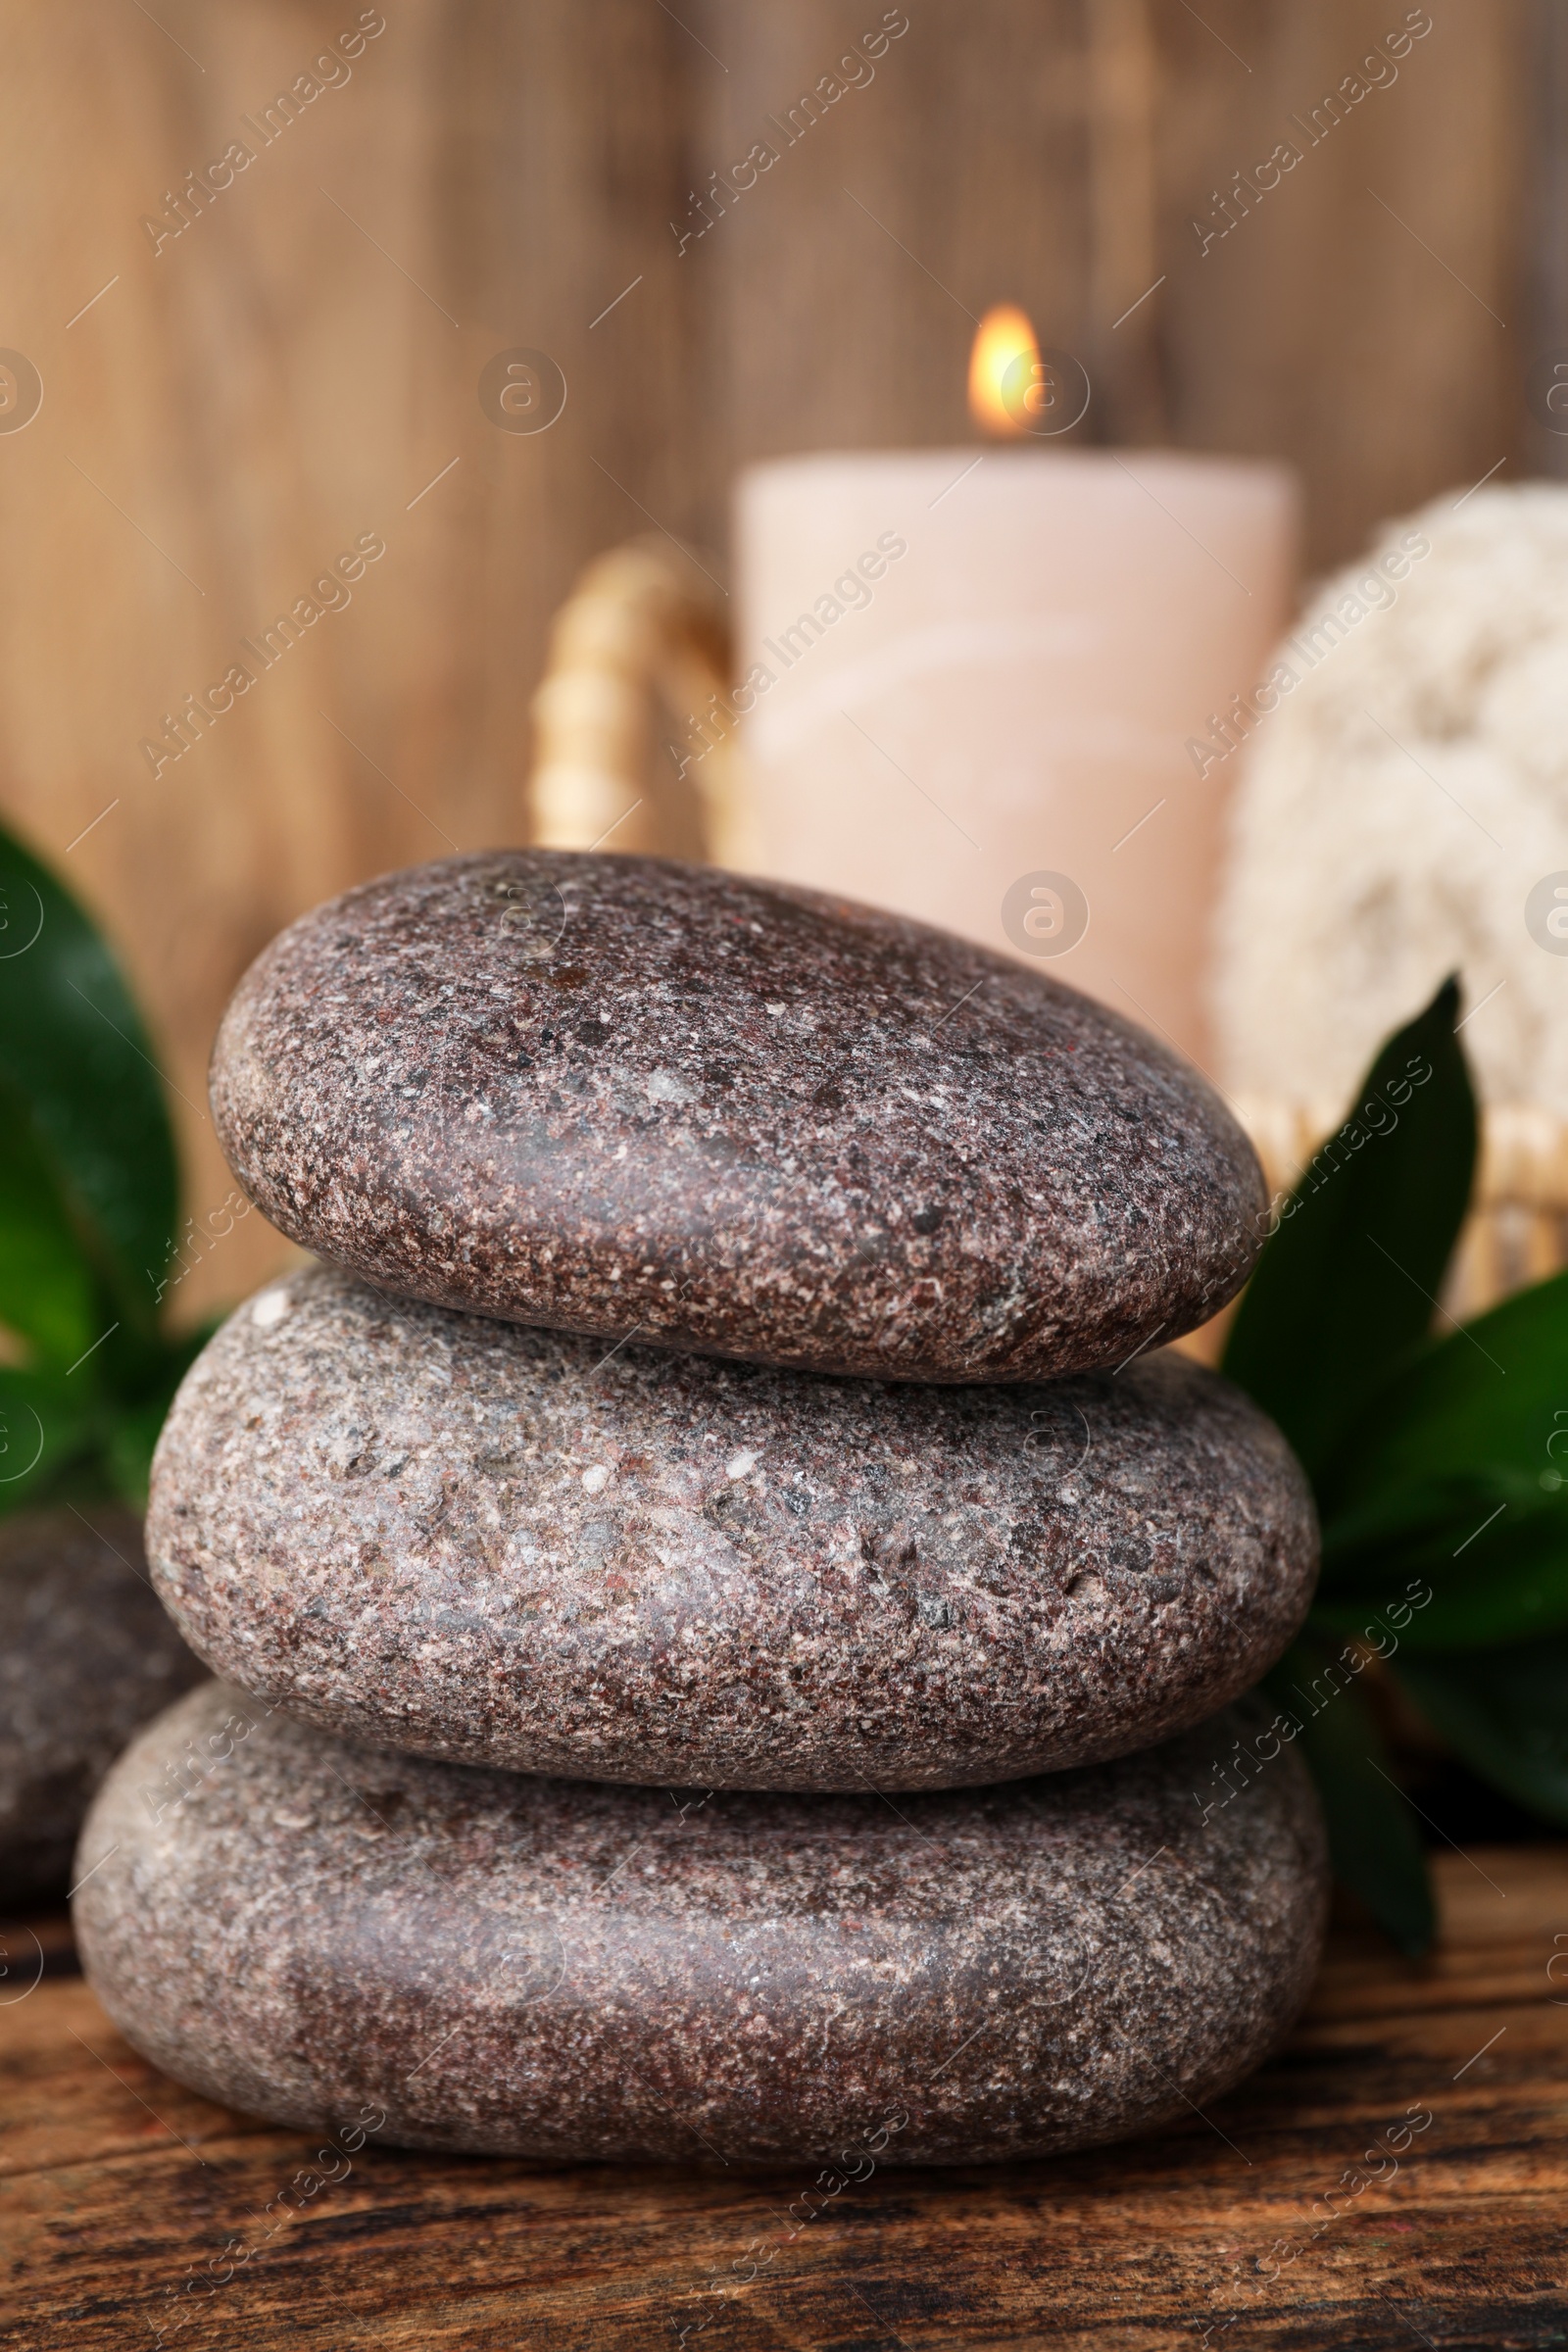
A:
[0,0,1548,1314]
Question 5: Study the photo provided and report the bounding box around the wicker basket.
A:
[526,539,1568,1335]
[526,535,755,870]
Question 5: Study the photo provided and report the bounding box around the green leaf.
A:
[0,816,178,1337]
[1264,1637,1436,1955]
[1316,1464,1568,1648]
[1222,976,1476,1481]
[1396,1640,1568,1826]
[0,1364,107,1516]
[103,1319,216,1509]
[106,1407,166,1513]
[1320,1266,1568,1519]
[0,1071,99,1364]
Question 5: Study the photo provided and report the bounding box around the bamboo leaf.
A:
[1222,977,1476,1481]
[1264,1638,1435,1956]
[0,1365,106,1516]
[104,1321,216,1509]
[0,1072,100,1365]
[0,816,178,1338]
[1396,1642,1568,1827]
[1316,1465,1568,1648]
[1320,1267,1568,1521]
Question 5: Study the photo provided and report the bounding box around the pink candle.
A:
[733,445,1297,1070]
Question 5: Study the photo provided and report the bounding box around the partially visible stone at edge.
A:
[147,1263,1318,1790]
[74,1681,1329,2167]
[0,1508,201,1901]
[208,853,1267,1383]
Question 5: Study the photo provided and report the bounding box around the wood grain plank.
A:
[1152,0,1527,569]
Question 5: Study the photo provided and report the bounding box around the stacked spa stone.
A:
[74,855,1327,2167]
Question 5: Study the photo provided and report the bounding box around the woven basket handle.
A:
[525,535,757,868]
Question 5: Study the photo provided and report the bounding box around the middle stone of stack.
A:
[150,1260,1313,1791]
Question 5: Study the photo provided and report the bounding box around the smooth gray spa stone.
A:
[146,1263,1317,1791]
[208,853,1265,1383]
[74,1679,1329,2167]
[0,1508,201,1901]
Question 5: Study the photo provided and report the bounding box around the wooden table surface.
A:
[3,1846,1566,2351]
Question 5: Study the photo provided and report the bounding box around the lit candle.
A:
[732,311,1298,1069]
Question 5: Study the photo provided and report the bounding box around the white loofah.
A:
[1211,484,1568,1111]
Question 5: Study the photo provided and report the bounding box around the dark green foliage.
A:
[1397,1640,1568,1827]
[1263,1637,1435,1958]
[0,817,211,1513]
[1223,975,1568,1951]
[1223,977,1476,1480]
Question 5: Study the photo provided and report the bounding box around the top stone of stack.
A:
[210,855,1264,1383]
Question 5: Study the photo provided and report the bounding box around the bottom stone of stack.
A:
[74,1682,1328,2168]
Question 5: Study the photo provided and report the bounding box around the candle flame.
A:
[967,305,1040,438]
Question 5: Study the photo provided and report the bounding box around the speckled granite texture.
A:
[146,1264,1317,1791]
[74,1680,1328,2165]
[209,855,1265,1383]
[0,1508,201,1900]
